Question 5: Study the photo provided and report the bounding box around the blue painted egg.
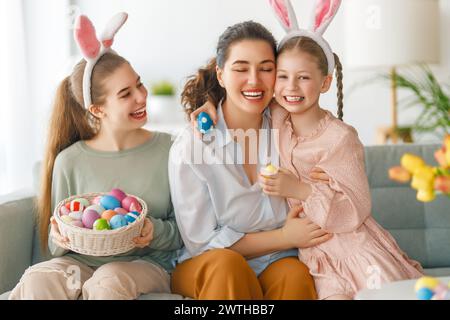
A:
[416,287,434,300]
[110,214,128,229]
[124,211,140,224]
[197,112,214,134]
[100,195,121,210]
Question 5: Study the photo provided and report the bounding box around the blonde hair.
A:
[37,52,128,252]
[279,36,344,120]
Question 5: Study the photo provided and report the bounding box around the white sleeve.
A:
[168,142,244,258]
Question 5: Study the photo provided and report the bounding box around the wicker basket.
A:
[54,192,147,256]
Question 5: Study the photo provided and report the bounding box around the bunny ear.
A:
[268,0,299,32]
[99,12,128,49]
[74,15,101,59]
[312,0,341,35]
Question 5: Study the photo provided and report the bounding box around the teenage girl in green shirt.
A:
[9,13,183,300]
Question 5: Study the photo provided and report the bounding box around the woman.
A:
[168,21,332,300]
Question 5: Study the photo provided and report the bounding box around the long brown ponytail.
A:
[181,21,277,119]
[37,53,127,252]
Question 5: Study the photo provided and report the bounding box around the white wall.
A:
[29,0,449,145]
[23,0,72,155]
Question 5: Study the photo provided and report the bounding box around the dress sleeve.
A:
[168,142,244,258]
[48,155,70,257]
[301,130,372,233]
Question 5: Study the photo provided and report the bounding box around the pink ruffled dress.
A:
[271,104,424,299]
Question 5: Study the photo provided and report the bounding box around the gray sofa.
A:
[1,143,449,299]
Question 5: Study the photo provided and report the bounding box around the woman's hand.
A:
[133,218,154,248]
[189,100,218,138]
[50,216,70,249]
[281,206,332,249]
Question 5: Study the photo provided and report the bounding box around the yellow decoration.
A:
[415,276,440,292]
[416,189,436,202]
[401,153,426,174]
[410,166,435,191]
[389,135,450,203]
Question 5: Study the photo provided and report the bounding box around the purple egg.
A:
[121,196,142,213]
[82,209,101,229]
[114,207,128,215]
[109,188,127,202]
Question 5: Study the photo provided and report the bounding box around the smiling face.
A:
[216,39,276,115]
[274,49,332,115]
[90,63,148,131]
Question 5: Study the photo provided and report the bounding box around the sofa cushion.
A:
[365,144,450,269]
[0,193,35,294]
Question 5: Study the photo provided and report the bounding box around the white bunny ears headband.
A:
[74,12,128,109]
[268,0,341,75]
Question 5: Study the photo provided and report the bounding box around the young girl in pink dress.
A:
[257,0,423,299]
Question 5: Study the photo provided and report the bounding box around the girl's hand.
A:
[309,167,330,183]
[133,218,154,248]
[281,206,332,249]
[260,167,306,199]
[50,216,70,249]
[189,100,218,138]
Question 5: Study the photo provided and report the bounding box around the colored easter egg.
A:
[109,188,127,202]
[197,112,214,134]
[109,214,128,229]
[114,207,128,215]
[124,211,139,224]
[84,204,105,215]
[92,196,102,205]
[93,219,111,231]
[416,287,434,300]
[70,220,84,228]
[101,210,117,222]
[60,215,74,224]
[70,200,85,212]
[74,198,90,207]
[65,202,71,210]
[60,206,70,216]
[82,210,101,229]
[260,163,278,176]
[415,276,440,292]
[121,196,142,213]
[69,211,83,221]
[100,195,121,210]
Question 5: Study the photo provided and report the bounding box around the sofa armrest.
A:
[0,189,36,294]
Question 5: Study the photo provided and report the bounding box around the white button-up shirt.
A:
[168,102,297,275]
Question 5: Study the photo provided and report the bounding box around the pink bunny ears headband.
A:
[268,0,341,75]
[74,12,128,109]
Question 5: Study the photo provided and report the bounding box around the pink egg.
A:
[82,209,101,229]
[109,188,127,202]
[60,206,70,216]
[121,196,142,213]
[92,196,102,205]
[114,207,128,215]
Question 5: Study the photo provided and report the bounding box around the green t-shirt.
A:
[49,131,183,272]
